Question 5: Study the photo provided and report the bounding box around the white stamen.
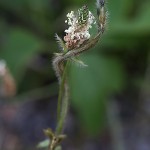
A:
[64,9,96,48]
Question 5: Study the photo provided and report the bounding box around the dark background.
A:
[0,0,150,150]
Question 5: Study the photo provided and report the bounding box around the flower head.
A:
[64,5,96,49]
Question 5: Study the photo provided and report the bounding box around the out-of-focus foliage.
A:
[0,28,42,83]
[70,55,124,134]
[69,0,150,134]
[0,0,150,139]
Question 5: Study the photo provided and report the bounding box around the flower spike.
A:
[96,0,107,33]
[64,5,96,49]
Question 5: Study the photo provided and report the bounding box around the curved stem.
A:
[54,33,100,134]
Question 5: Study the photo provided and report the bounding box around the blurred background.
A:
[0,0,150,150]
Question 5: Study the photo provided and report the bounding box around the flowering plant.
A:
[41,1,107,150]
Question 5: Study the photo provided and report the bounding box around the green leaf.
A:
[55,146,62,150]
[69,54,125,134]
[71,57,88,68]
[0,28,42,83]
[37,139,49,148]
[0,0,26,10]
[135,1,150,27]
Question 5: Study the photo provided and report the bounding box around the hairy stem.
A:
[53,32,101,134]
[56,61,70,134]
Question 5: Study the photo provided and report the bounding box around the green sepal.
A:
[71,57,88,67]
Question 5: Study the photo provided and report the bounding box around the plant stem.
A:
[55,33,101,135]
[56,60,70,134]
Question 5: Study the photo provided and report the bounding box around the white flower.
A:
[64,6,96,49]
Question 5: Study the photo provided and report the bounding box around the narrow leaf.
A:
[55,34,67,52]
[71,57,88,68]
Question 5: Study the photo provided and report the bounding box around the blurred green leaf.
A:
[0,28,42,83]
[0,0,28,14]
[69,54,125,134]
[135,1,150,26]
[37,139,49,148]
[107,0,129,23]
